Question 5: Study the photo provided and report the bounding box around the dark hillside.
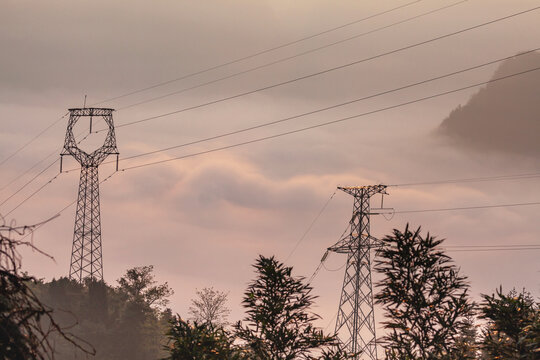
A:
[438,51,540,156]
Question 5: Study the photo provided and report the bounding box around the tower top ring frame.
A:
[62,107,118,168]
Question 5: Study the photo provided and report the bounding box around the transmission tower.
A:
[329,185,388,360]
[61,108,118,283]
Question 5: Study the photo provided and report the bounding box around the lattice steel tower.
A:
[329,185,388,360]
[61,108,118,282]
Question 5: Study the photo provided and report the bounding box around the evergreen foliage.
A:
[34,266,173,360]
[6,222,538,360]
[163,316,243,360]
[0,221,91,360]
[479,287,539,359]
[451,315,479,360]
[374,225,475,360]
[235,255,344,360]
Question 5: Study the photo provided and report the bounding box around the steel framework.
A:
[61,108,118,282]
[329,185,388,360]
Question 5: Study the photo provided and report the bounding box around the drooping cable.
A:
[391,172,540,186]
[285,190,337,263]
[10,66,539,216]
[102,49,540,165]
[115,67,540,172]
[0,113,68,168]
[116,0,468,111]
[91,0,425,106]
[108,5,540,131]
[392,201,540,214]
[0,131,92,215]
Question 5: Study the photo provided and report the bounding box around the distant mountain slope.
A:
[438,51,540,156]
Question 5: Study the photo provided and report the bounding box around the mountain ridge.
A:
[438,51,540,157]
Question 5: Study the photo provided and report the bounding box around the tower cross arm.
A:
[337,185,388,197]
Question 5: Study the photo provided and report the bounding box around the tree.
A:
[163,315,243,360]
[115,265,174,360]
[452,314,479,360]
[0,217,92,359]
[117,265,174,311]
[189,287,230,328]
[479,287,539,359]
[374,225,474,360]
[32,271,173,360]
[235,255,342,359]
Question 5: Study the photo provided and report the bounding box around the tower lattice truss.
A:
[329,185,387,360]
[61,108,118,282]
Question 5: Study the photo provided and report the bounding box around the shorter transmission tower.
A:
[329,185,388,360]
[61,108,118,283]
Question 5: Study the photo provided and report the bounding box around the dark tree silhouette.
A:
[480,287,539,359]
[115,265,174,360]
[164,316,243,360]
[374,225,474,360]
[451,314,479,360]
[34,271,173,360]
[189,287,230,328]
[117,265,174,310]
[0,217,92,359]
[235,255,346,359]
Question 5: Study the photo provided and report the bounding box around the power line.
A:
[3,2,528,198]
[310,243,540,284]
[445,244,540,248]
[285,190,337,263]
[392,172,540,187]
[18,66,539,215]
[4,4,538,218]
[307,222,351,285]
[324,311,339,332]
[0,113,68,168]
[0,131,91,211]
[116,0,468,111]
[108,5,540,131]
[103,49,539,165]
[0,147,60,193]
[322,260,348,272]
[91,0,425,107]
[0,129,96,217]
[0,159,59,208]
[0,1,432,194]
[392,201,540,214]
[0,2,433,194]
[16,171,118,238]
[3,173,61,217]
[446,247,540,252]
[17,168,540,272]
[0,98,105,200]
[0,1,426,180]
[115,66,540,172]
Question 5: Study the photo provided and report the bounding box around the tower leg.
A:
[69,166,103,282]
[335,246,377,359]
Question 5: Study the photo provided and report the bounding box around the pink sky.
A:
[1,0,539,333]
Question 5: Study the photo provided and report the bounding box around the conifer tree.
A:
[374,225,474,360]
[235,255,343,359]
[480,287,539,359]
[164,316,243,360]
